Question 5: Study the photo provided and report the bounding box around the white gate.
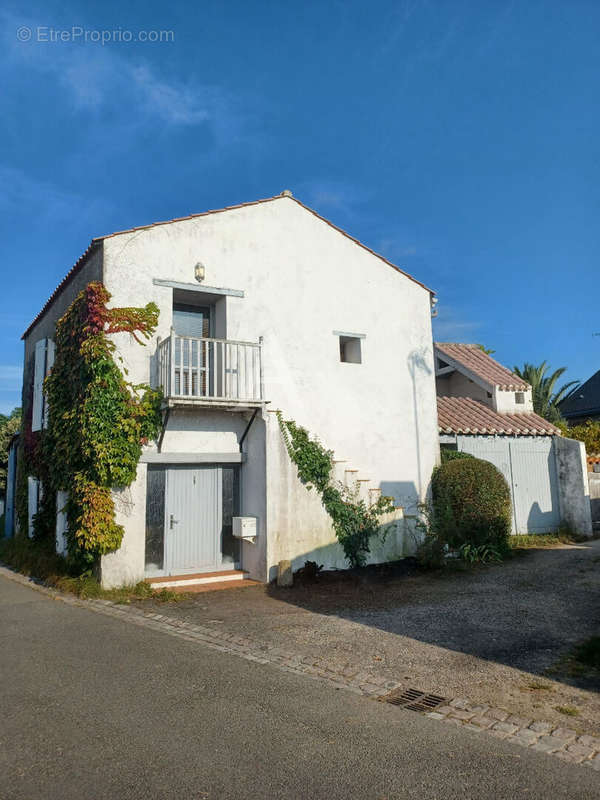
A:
[457,436,561,534]
[509,439,560,533]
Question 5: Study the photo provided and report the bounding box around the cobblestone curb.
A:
[427,700,600,769]
[2,565,599,772]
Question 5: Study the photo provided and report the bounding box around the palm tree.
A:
[513,362,579,424]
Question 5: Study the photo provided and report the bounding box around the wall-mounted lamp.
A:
[194,262,206,283]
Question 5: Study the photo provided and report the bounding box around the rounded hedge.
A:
[440,448,475,464]
[431,457,512,552]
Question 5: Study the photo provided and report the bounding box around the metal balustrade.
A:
[157,331,263,403]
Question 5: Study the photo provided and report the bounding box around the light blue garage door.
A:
[457,436,561,534]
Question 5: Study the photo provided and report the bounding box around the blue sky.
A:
[1,0,599,414]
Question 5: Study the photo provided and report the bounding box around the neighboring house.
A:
[13,192,440,588]
[435,343,592,536]
[559,369,600,425]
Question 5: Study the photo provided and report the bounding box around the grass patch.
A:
[555,705,580,717]
[525,680,552,691]
[510,531,579,549]
[0,535,184,603]
[0,534,67,578]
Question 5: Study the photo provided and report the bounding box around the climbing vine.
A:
[19,282,162,567]
[276,412,396,568]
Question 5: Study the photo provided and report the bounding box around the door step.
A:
[147,569,250,590]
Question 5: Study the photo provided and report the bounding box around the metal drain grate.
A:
[382,687,446,713]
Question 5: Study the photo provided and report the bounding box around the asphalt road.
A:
[0,576,598,800]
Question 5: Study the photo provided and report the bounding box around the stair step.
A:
[163,578,262,594]
[147,569,248,589]
[344,469,359,487]
[369,487,382,506]
[332,460,348,482]
[356,478,371,501]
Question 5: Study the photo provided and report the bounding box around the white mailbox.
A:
[232,516,257,541]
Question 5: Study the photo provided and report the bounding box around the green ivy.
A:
[276,412,396,568]
[15,378,55,539]
[19,282,162,568]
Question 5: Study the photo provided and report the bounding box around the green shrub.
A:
[440,448,475,464]
[431,457,512,552]
[416,530,447,569]
[458,543,503,564]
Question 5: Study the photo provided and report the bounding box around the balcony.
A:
[157,332,264,408]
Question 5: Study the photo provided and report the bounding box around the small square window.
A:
[339,335,362,364]
[515,392,525,404]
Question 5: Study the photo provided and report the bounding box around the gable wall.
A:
[102,197,440,510]
[436,371,491,405]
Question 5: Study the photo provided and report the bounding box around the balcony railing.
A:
[157,332,263,404]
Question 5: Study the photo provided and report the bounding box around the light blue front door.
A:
[165,466,221,574]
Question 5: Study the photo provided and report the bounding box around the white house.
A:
[16,193,440,588]
[435,343,593,536]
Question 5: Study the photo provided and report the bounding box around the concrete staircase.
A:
[332,460,391,508]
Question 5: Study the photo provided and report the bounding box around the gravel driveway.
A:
[138,540,600,733]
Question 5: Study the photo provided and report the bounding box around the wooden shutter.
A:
[27,476,39,538]
[42,339,55,429]
[55,490,68,555]
[31,339,47,432]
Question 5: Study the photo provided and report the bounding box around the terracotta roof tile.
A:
[435,342,529,391]
[437,396,561,436]
[22,193,435,339]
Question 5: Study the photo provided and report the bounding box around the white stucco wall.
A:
[494,387,534,413]
[94,197,439,582]
[264,412,413,581]
[436,371,491,405]
[101,463,148,588]
[159,409,245,455]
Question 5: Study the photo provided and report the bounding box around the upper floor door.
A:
[172,304,212,396]
[173,303,211,338]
